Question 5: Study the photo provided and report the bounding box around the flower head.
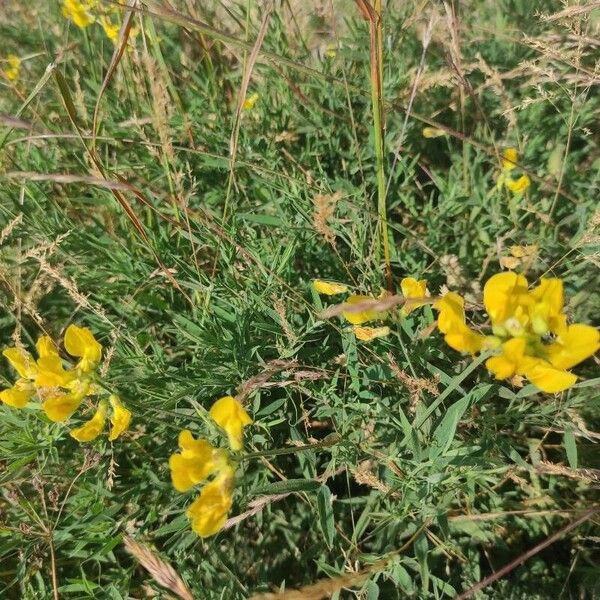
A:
[108,395,132,441]
[64,324,102,374]
[62,0,96,28]
[70,400,108,442]
[3,55,21,81]
[209,395,253,451]
[400,277,430,316]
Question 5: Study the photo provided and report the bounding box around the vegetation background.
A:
[1,0,600,598]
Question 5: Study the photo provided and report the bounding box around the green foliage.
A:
[1,1,599,599]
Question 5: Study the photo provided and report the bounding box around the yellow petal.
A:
[35,355,75,388]
[483,272,530,332]
[209,396,253,451]
[502,147,518,171]
[3,347,37,379]
[70,401,108,442]
[510,245,537,258]
[64,324,102,373]
[312,280,349,295]
[529,278,564,335]
[434,292,484,354]
[186,469,234,538]
[62,0,95,28]
[108,395,132,441]
[99,15,119,42]
[43,393,83,422]
[505,174,530,194]
[3,54,21,81]
[400,277,429,315]
[0,379,35,408]
[352,325,390,342]
[545,324,600,371]
[520,357,577,393]
[341,294,384,325]
[242,93,259,110]
[485,337,526,381]
[422,127,446,138]
[169,430,224,492]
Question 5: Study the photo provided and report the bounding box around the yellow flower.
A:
[43,392,83,422]
[108,395,132,441]
[528,278,564,336]
[3,55,21,81]
[434,292,484,354]
[62,0,96,28]
[313,279,349,296]
[3,347,37,379]
[341,294,385,325]
[502,147,518,171]
[0,379,35,408]
[243,93,259,110]
[209,396,253,451]
[400,277,429,315]
[186,467,234,537]
[352,325,390,342]
[422,127,446,138]
[169,430,227,492]
[545,324,600,371]
[99,15,119,42]
[64,324,102,374]
[70,400,108,442]
[35,336,75,388]
[505,174,530,194]
[483,272,531,336]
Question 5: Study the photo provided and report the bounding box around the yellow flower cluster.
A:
[497,147,530,194]
[434,273,599,393]
[313,277,429,341]
[1,325,131,442]
[169,396,252,537]
[62,0,128,43]
[2,55,21,82]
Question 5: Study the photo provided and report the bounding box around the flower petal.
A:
[3,347,37,379]
[108,395,132,441]
[483,272,530,332]
[434,292,484,354]
[0,379,35,408]
[545,324,600,371]
[341,294,384,325]
[352,325,390,342]
[64,324,102,373]
[485,337,526,381]
[70,401,108,442]
[62,0,95,28]
[505,174,530,194]
[529,278,564,335]
[43,393,83,422]
[520,357,577,393]
[502,148,518,171]
[312,280,349,295]
[209,395,253,451]
[400,277,429,315]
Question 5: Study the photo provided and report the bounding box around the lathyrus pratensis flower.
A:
[169,396,252,537]
[62,0,134,44]
[1,325,131,442]
[313,277,430,341]
[497,147,530,195]
[2,55,21,82]
[434,272,599,393]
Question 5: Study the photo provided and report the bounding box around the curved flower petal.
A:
[186,468,234,538]
[43,392,83,422]
[341,294,384,325]
[400,277,429,315]
[3,347,37,379]
[64,324,102,373]
[505,174,530,194]
[0,379,35,408]
[313,280,349,296]
[502,148,518,171]
[35,355,75,388]
[62,0,95,28]
[545,324,600,371]
[520,357,577,393]
[529,278,564,335]
[434,292,484,354]
[70,401,108,442]
[169,430,225,492]
[209,396,253,451]
[485,337,526,381]
[483,272,530,334]
[108,395,132,441]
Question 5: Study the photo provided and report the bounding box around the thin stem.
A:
[241,433,341,461]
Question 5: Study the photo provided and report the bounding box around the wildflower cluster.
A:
[169,396,253,537]
[2,54,21,82]
[1,325,131,442]
[62,0,132,43]
[313,277,429,341]
[497,147,531,194]
[435,272,599,393]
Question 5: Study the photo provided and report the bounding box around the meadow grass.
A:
[1,1,600,598]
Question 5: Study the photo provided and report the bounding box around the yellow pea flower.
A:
[35,336,75,388]
[99,15,119,42]
[62,0,96,28]
[352,325,390,342]
[505,174,530,194]
[502,147,518,171]
[313,279,349,296]
[3,55,21,81]
[243,93,259,110]
[169,430,228,492]
[0,379,35,408]
[209,396,253,451]
[3,347,38,379]
[400,277,429,316]
[434,292,484,354]
[186,467,234,538]
[43,392,83,422]
[545,324,600,371]
[342,294,385,325]
[520,356,577,394]
[483,272,531,336]
[64,324,102,374]
[70,400,108,442]
[528,278,564,336]
[108,395,132,441]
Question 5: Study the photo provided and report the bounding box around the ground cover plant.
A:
[1,0,600,598]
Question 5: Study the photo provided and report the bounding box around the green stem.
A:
[241,432,341,461]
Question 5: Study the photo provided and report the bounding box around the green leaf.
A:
[564,430,578,469]
[317,485,335,549]
[430,395,470,458]
[253,479,321,495]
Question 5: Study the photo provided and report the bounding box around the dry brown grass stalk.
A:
[124,537,195,600]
